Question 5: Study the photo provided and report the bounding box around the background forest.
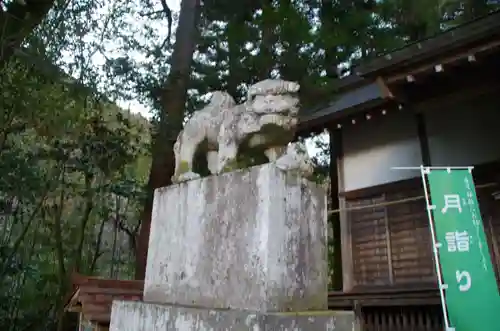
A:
[0,0,498,330]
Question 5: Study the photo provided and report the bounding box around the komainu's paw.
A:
[275,142,314,178]
[173,171,201,183]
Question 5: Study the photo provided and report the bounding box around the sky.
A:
[113,0,181,119]
[90,0,326,158]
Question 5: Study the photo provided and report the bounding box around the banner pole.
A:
[420,165,453,331]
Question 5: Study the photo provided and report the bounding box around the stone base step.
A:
[109,300,356,331]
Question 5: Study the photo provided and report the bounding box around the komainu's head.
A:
[247,79,300,117]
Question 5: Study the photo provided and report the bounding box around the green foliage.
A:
[0,49,150,330]
[1,0,500,329]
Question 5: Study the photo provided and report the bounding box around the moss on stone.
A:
[178,160,190,175]
[220,159,241,173]
[273,290,328,314]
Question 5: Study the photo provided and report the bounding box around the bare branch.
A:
[115,213,139,254]
[159,0,173,48]
[139,10,164,17]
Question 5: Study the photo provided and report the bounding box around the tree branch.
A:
[139,0,172,52]
[159,0,173,48]
[73,174,94,272]
[0,0,54,68]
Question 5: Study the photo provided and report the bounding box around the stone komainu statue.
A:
[172,79,313,183]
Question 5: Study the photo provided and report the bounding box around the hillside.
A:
[0,50,151,329]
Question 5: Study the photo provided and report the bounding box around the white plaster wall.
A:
[341,112,422,192]
[424,92,500,167]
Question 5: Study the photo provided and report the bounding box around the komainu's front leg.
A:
[264,146,286,162]
[171,132,202,183]
[207,150,218,175]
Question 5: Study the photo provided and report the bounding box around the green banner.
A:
[426,169,500,331]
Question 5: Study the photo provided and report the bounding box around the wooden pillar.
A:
[415,112,431,166]
[329,127,352,292]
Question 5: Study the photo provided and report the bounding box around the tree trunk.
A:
[135,0,201,280]
[0,0,54,68]
[226,18,244,100]
[256,0,275,80]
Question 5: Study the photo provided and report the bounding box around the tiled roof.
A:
[65,273,143,325]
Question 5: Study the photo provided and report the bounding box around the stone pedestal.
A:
[144,164,327,312]
[110,300,355,331]
[109,164,356,331]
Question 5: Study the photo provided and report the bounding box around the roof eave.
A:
[298,78,394,132]
[356,10,500,77]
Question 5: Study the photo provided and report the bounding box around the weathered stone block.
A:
[110,300,261,331]
[265,311,357,331]
[109,300,356,331]
[144,163,327,312]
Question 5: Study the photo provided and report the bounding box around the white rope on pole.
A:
[327,182,495,215]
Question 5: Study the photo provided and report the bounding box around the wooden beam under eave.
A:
[386,38,500,84]
[375,76,394,99]
[297,78,395,135]
[410,78,500,111]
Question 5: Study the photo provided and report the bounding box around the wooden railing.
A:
[328,288,443,331]
[361,306,443,331]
